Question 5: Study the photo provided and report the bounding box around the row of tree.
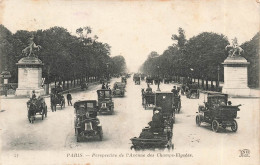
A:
[0,25,127,87]
[140,28,259,88]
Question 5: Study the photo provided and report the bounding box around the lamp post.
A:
[217,65,220,87]
[1,67,11,97]
[106,63,109,82]
[190,68,194,84]
[156,65,161,91]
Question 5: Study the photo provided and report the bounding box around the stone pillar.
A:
[222,56,250,96]
[15,57,45,97]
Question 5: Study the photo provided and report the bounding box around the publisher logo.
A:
[239,149,250,157]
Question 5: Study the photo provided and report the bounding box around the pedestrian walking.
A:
[67,91,72,106]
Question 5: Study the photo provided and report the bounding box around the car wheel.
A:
[231,120,238,132]
[212,120,219,132]
[196,115,201,126]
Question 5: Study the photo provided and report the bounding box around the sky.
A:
[1,0,259,72]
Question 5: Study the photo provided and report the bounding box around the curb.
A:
[0,82,101,100]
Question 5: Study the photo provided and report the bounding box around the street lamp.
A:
[156,65,161,91]
[0,68,11,97]
[190,68,194,84]
[217,65,220,87]
[106,63,109,82]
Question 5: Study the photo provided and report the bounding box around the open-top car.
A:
[97,89,114,115]
[196,92,241,132]
[74,100,103,142]
[112,82,125,97]
[130,92,175,151]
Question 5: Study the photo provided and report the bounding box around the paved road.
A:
[0,77,259,165]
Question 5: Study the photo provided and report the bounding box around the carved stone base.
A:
[15,88,45,97]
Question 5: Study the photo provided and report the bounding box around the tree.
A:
[241,32,259,87]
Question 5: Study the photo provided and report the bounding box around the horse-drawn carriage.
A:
[27,97,47,123]
[112,82,125,97]
[186,88,200,99]
[97,89,114,115]
[74,100,103,142]
[142,89,155,110]
[130,92,175,151]
[50,88,65,111]
[196,92,241,132]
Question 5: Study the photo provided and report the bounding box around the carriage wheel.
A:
[196,115,201,126]
[135,146,142,151]
[231,120,238,132]
[28,116,31,123]
[99,133,103,141]
[178,102,181,113]
[212,120,219,132]
[45,106,47,117]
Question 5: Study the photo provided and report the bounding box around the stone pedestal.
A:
[15,57,45,97]
[222,56,250,96]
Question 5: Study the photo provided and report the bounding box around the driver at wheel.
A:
[146,84,152,93]
[171,86,178,96]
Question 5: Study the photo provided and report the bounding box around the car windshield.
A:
[87,103,94,108]
[104,91,111,97]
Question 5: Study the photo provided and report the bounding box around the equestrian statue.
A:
[22,36,42,57]
[225,38,244,57]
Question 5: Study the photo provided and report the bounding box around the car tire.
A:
[212,120,219,132]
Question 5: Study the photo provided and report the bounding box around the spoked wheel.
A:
[134,146,142,151]
[45,106,47,117]
[99,133,103,141]
[178,102,181,113]
[196,115,201,126]
[231,120,238,132]
[212,120,219,132]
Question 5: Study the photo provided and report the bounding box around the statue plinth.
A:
[15,57,45,96]
[222,56,250,96]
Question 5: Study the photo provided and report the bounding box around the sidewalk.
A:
[171,82,260,98]
[0,81,100,100]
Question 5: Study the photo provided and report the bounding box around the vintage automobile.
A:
[80,82,89,90]
[141,74,145,81]
[130,93,175,151]
[196,92,241,132]
[27,97,47,123]
[121,76,127,84]
[134,76,141,85]
[154,78,162,85]
[186,88,200,99]
[146,77,154,85]
[164,77,172,84]
[142,90,155,110]
[97,89,114,115]
[112,82,125,97]
[155,92,175,124]
[74,100,103,142]
[50,88,65,111]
